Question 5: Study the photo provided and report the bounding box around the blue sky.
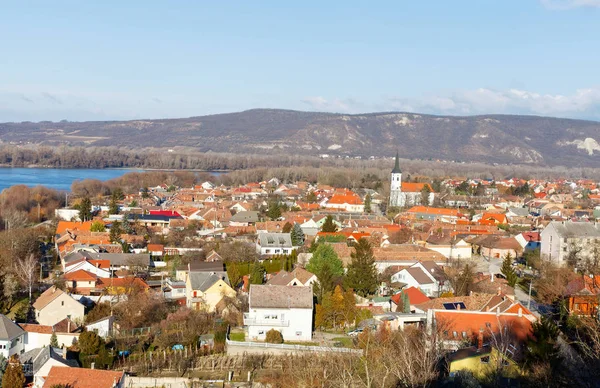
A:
[1,0,600,122]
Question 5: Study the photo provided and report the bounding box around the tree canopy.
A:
[306,244,344,279]
[344,238,378,297]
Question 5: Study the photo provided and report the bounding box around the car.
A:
[172,344,184,351]
[347,328,363,337]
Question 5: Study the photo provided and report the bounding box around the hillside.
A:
[1,109,600,167]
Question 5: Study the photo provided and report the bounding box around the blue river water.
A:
[0,168,142,192]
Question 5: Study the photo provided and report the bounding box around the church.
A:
[388,152,435,208]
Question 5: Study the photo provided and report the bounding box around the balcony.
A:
[243,313,289,327]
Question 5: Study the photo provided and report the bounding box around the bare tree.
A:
[14,254,38,303]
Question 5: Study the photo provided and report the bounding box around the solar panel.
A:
[443,302,466,310]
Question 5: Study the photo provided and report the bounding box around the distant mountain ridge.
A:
[1,108,600,167]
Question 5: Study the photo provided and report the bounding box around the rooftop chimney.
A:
[91,362,95,369]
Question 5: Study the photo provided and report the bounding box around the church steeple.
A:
[392,151,402,174]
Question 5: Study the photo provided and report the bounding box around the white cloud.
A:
[541,0,600,9]
[301,96,355,113]
[302,87,600,120]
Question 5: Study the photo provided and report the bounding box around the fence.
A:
[225,339,362,354]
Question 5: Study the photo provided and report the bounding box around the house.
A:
[186,271,236,312]
[425,235,472,260]
[322,190,365,213]
[21,319,80,351]
[266,267,317,287]
[42,366,125,388]
[33,287,85,326]
[229,211,260,226]
[244,285,314,341]
[404,206,461,223]
[471,235,522,259]
[390,262,449,297]
[565,275,600,316]
[390,286,430,313]
[21,347,77,388]
[299,218,320,236]
[163,279,187,303]
[146,243,165,256]
[540,221,600,267]
[64,258,111,278]
[447,344,521,380]
[256,233,297,255]
[0,314,26,359]
[86,316,114,339]
[515,231,540,252]
[429,307,535,350]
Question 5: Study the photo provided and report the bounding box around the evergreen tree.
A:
[266,201,281,220]
[321,215,338,232]
[109,221,123,243]
[141,187,150,199]
[501,253,518,287]
[249,262,266,284]
[525,316,562,367]
[306,244,344,278]
[313,260,337,303]
[0,354,6,386]
[420,184,432,205]
[344,238,378,297]
[50,332,59,348]
[2,357,25,388]
[306,191,317,203]
[364,194,372,213]
[290,223,305,246]
[108,192,120,215]
[77,196,92,221]
[401,291,411,313]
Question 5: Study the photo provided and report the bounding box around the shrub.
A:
[265,329,283,344]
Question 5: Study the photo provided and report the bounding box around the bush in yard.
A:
[265,329,283,344]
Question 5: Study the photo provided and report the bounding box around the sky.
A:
[1,0,600,122]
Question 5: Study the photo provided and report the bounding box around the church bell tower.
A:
[389,152,402,207]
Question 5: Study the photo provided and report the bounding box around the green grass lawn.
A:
[229,332,245,342]
[6,298,29,320]
[331,337,354,348]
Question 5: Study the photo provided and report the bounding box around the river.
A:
[0,168,144,192]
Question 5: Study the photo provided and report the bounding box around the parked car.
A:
[347,328,363,337]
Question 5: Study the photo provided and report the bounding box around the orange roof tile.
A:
[43,366,124,388]
[55,221,94,236]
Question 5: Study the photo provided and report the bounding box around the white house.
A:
[541,221,600,267]
[21,320,80,351]
[391,262,449,297]
[0,314,26,359]
[54,208,81,221]
[86,316,114,339]
[244,285,314,341]
[21,347,76,388]
[425,237,472,260]
[299,219,320,236]
[64,258,111,278]
[33,287,85,326]
[266,267,317,287]
[256,233,297,255]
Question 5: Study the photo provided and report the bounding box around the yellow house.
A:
[186,271,236,312]
[448,345,521,380]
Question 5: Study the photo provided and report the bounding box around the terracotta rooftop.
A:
[43,366,124,388]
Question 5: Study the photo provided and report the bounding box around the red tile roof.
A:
[434,310,534,344]
[43,366,124,388]
[391,286,430,306]
[64,269,98,281]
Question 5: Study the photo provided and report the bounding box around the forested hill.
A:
[2,109,600,167]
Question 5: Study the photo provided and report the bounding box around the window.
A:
[480,356,490,364]
[61,301,64,306]
[452,331,457,338]
[258,330,265,335]
[265,249,271,254]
